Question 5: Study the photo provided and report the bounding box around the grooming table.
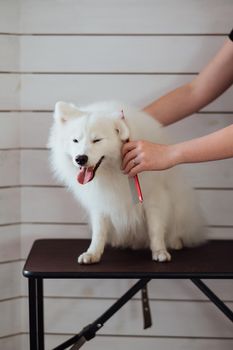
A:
[23,239,233,350]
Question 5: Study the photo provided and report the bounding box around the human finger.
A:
[121,149,138,170]
[123,155,141,174]
[127,163,143,177]
[121,141,137,158]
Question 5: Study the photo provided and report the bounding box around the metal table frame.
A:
[23,239,233,350]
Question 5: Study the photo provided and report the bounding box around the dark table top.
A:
[23,239,233,279]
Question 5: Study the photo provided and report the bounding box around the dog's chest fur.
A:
[107,202,148,248]
[73,172,149,248]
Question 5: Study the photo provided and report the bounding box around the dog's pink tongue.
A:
[77,167,94,185]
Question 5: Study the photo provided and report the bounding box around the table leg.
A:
[191,278,233,322]
[28,278,45,350]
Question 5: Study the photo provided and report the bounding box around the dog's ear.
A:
[115,117,130,141]
[54,101,83,123]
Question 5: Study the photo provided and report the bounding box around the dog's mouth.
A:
[77,156,105,185]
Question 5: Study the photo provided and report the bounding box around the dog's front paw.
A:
[77,251,101,264]
[152,249,171,262]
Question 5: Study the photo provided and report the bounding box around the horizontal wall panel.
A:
[21,150,52,186]
[20,223,89,259]
[167,114,233,143]
[21,187,233,226]
[0,262,21,300]
[0,225,20,262]
[21,187,87,224]
[45,278,233,301]
[182,160,233,189]
[0,188,20,225]
[198,190,233,226]
[46,335,233,350]
[19,74,233,111]
[32,298,233,337]
[207,226,233,240]
[16,333,233,350]
[19,112,233,149]
[20,297,233,337]
[0,113,20,148]
[20,276,233,302]
[20,112,52,148]
[20,0,232,34]
[0,299,22,337]
[0,0,19,33]
[0,74,19,110]
[20,36,225,73]
[0,36,19,71]
[0,150,19,187]
[0,335,26,350]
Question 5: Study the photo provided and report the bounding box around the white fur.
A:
[48,101,206,264]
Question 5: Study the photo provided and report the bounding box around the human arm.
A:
[121,124,233,176]
[122,36,233,175]
[143,38,233,126]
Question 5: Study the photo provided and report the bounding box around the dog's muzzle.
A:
[77,156,105,185]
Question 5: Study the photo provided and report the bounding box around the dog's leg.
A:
[78,213,109,264]
[145,208,171,262]
[169,237,183,250]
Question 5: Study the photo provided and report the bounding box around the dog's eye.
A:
[93,138,102,143]
[73,139,79,143]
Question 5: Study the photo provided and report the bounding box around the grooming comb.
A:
[121,110,143,204]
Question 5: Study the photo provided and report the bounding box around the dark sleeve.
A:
[229,29,233,41]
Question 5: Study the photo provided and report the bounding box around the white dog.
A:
[48,101,205,264]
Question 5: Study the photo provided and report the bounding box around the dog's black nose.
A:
[75,155,88,166]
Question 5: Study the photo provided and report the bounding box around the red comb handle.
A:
[121,109,143,203]
[134,175,143,203]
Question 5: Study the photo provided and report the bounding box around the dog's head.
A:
[53,101,130,184]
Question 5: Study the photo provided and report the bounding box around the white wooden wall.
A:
[0,0,233,349]
[0,0,22,349]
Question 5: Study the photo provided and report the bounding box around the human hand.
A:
[121,140,178,176]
